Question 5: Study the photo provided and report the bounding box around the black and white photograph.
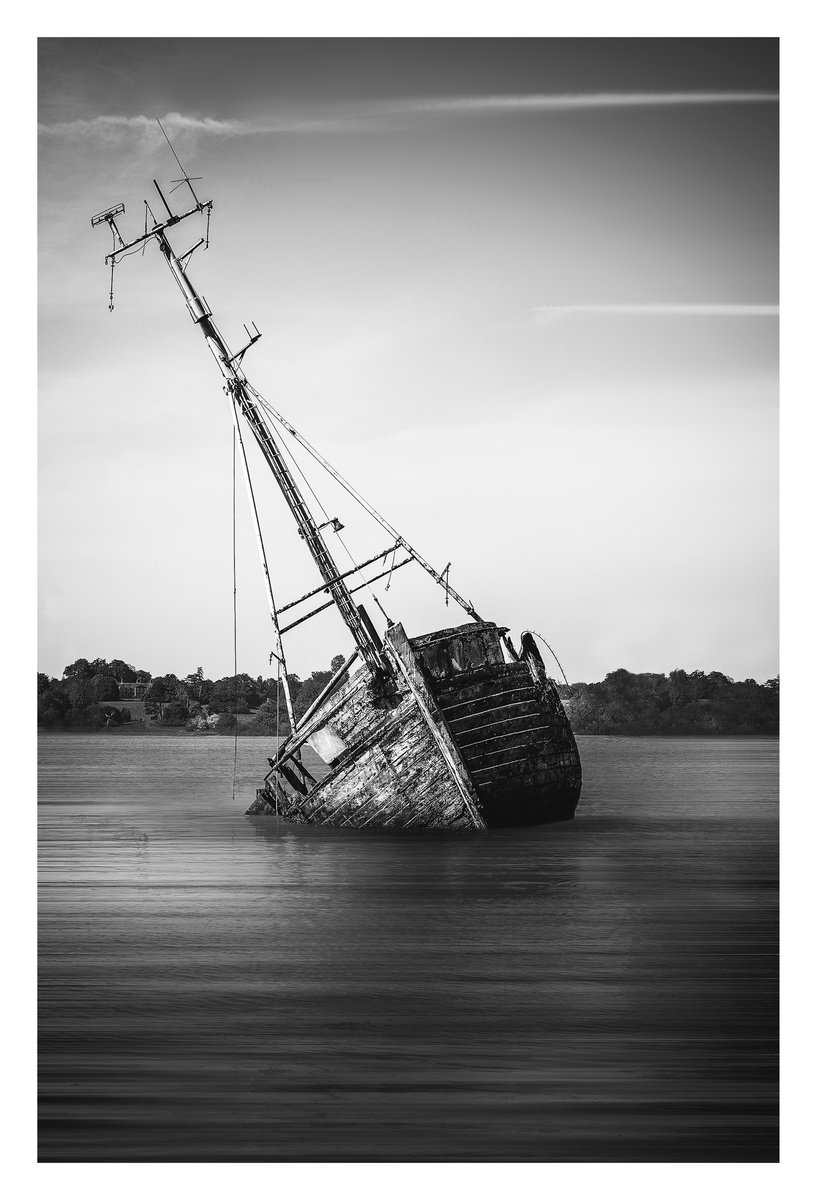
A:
[34,33,781,1169]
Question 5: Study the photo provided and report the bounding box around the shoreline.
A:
[37,726,780,739]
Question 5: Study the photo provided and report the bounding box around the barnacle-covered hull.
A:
[248,621,581,830]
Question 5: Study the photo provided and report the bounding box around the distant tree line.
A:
[37,657,145,731]
[38,657,779,736]
[556,668,779,735]
[37,653,349,734]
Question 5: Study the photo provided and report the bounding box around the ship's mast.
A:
[93,173,388,682]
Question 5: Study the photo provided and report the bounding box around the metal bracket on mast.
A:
[91,204,127,311]
[91,202,126,240]
[226,323,262,368]
[178,238,206,268]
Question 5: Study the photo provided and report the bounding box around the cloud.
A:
[391,91,779,115]
[36,111,362,142]
[532,303,779,324]
[38,91,779,142]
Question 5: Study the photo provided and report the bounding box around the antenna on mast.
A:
[91,203,126,310]
[91,129,213,313]
[157,117,203,206]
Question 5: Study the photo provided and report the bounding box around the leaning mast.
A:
[93,166,388,684]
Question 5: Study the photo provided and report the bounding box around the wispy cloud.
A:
[391,91,779,115]
[533,303,779,324]
[38,91,779,142]
[36,111,363,142]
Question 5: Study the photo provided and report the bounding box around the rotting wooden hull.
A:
[247,620,581,830]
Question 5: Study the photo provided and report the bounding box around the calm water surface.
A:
[38,734,778,1161]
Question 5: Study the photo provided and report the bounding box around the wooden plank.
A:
[454,711,546,743]
[385,623,486,831]
[266,660,473,830]
[446,698,540,727]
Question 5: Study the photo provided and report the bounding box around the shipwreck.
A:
[93,132,582,831]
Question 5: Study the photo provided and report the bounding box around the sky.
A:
[38,38,779,685]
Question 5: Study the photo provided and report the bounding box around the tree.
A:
[66,675,94,709]
[208,674,262,714]
[248,697,292,737]
[108,659,137,683]
[209,677,250,714]
[183,667,215,705]
[144,677,170,719]
[559,668,778,735]
[144,676,186,722]
[143,673,191,725]
[293,669,333,719]
[63,658,93,680]
[90,674,120,702]
[37,678,68,727]
[163,699,190,726]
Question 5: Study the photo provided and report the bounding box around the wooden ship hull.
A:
[248,621,581,830]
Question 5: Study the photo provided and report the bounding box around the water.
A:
[38,734,778,1162]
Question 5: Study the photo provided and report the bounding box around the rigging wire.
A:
[274,659,281,820]
[530,630,572,692]
[229,394,296,732]
[231,427,239,803]
[385,545,397,591]
[107,236,161,310]
[157,117,190,182]
[271,415,395,625]
[273,419,331,524]
[250,392,407,606]
[245,381,480,620]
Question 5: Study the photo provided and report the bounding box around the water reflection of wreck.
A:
[94,142,581,831]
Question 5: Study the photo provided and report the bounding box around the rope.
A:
[274,419,331,523]
[272,419,390,630]
[108,225,117,310]
[385,545,397,591]
[270,409,398,624]
[274,659,281,819]
[231,427,239,802]
[530,630,572,691]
